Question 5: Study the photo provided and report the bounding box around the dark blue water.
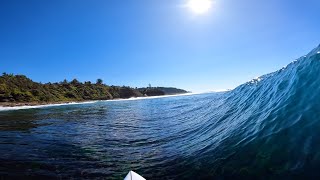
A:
[1,45,320,179]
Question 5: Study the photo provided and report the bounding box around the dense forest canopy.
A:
[0,73,188,103]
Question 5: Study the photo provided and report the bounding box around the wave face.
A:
[0,45,320,179]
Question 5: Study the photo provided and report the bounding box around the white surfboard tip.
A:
[124,171,146,180]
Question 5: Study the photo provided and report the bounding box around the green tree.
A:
[71,78,80,85]
[0,73,185,103]
[96,79,103,85]
[61,79,68,84]
[0,83,7,93]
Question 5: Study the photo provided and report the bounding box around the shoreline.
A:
[105,92,208,102]
[0,92,215,111]
[0,100,99,111]
[0,100,97,107]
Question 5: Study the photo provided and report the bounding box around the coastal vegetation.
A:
[0,73,188,104]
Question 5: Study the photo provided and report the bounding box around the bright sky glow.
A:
[186,0,212,14]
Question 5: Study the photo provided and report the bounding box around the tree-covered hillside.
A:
[0,73,187,103]
[138,87,188,95]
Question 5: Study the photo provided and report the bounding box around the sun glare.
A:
[187,0,212,14]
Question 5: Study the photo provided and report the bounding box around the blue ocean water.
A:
[0,45,320,179]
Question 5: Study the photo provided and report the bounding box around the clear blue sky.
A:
[0,0,319,92]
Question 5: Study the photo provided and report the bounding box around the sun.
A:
[187,0,212,14]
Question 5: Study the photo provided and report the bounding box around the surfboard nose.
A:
[124,171,146,180]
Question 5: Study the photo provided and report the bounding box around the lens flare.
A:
[187,0,212,14]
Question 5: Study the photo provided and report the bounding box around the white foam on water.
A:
[0,101,98,112]
[211,89,231,92]
[104,91,227,102]
[0,91,230,111]
[249,76,263,84]
[104,93,199,102]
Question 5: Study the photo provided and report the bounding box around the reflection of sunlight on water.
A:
[47,100,167,166]
[0,92,219,177]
